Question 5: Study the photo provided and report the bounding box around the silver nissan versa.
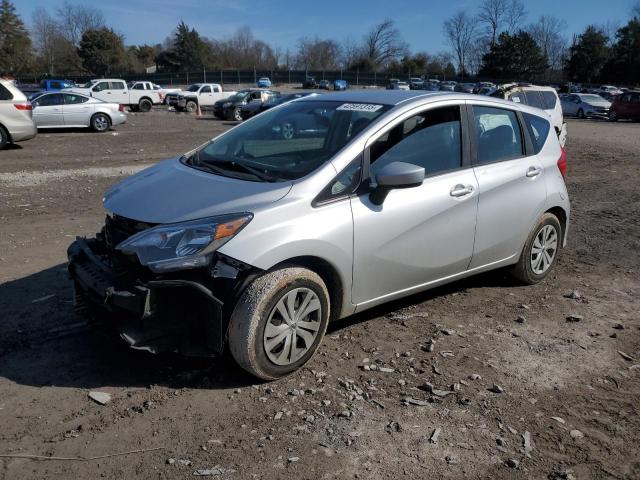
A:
[68,90,570,380]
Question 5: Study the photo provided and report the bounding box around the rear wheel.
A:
[91,113,110,132]
[233,107,242,121]
[0,125,8,149]
[511,213,562,285]
[138,98,152,112]
[281,122,295,140]
[228,267,330,380]
[609,110,618,122]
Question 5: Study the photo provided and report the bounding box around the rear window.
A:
[524,91,544,109]
[0,84,13,100]
[540,91,558,109]
[523,112,551,154]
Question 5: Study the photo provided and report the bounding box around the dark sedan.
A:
[240,92,317,121]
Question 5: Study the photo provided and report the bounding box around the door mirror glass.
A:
[370,161,424,205]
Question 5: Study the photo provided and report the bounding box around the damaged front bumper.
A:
[68,235,250,356]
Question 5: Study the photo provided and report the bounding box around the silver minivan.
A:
[0,79,37,149]
[68,91,570,380]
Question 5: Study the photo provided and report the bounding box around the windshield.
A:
[227,91,250,102]
[580,94,606,102]
[184,100,391,182]
[186,84,201,92]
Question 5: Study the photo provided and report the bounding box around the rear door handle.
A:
[450,184,474,197]
[526,166,542,178]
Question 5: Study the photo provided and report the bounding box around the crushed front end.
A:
[67,214,258,356]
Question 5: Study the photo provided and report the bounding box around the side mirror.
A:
[370,161,425,205]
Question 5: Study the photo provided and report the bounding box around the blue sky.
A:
[17,0,639,52]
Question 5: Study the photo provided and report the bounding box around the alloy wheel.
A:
[263,288,321,366]
[94,115,109,131]
[530,225,558,275]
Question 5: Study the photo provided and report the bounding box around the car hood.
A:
[585,100,611,107]
[103,157,293,224]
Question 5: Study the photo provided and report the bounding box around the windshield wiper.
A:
[201,158,278,182]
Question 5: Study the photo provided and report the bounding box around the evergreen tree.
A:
[0,0,32,75]
[565,26,610,82]
[77,27,127,75]
[478,31,547,80]
[601,18,640,84]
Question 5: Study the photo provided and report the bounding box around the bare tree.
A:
[478,0,526,45]
[339,35,363,69]
[56,2,105,46]
[31,8,59,74]
[527,15,567,71]
[443,11,478,76]
[296,37,341,70]
[362,19,408,70]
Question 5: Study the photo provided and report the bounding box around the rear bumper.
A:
[67,237,226,355]
[111,112,127,126]
[8,121,37,142]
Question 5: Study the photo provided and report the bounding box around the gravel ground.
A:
[0,110,639,479]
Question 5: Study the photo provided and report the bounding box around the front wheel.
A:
[609,110,618,122]
[510,213,562,285]
[577,108,585,119]
[185,100,197,113]
[228,267,330,380]
[91,113,110,132]
[233,107,242,121]
[281,122,295,140]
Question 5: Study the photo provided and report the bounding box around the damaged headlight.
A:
[116,214,252,273]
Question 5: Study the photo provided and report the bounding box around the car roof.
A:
[304,90,448,106]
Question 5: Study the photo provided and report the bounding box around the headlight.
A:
[116,214,252,273]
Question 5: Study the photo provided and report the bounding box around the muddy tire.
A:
[90,113,111,132]
[185,100,197,113]
[0,125,8,149]
[228,267,330,380]
[510,213,562,285]
[138,98,152,112]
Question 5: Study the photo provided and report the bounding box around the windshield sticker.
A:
[337,103,383,112]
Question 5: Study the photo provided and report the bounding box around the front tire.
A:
[609,110,618,122]
[91,113,111,132]
[233,107,242,121]
[577,108,585,119]
[228,267,330,380]
[185,100,198,113]
[510,213,562,285]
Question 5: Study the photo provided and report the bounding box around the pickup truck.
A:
[129,81,181,105]
[64,79,161,112]
[171,83,236,113]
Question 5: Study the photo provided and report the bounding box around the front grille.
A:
[103,214,154,252]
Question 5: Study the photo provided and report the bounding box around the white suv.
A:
[488,84,567,147]
[0,79,37,149]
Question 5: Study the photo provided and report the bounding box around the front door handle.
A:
[526,166,542,178]
[450,184,474,197]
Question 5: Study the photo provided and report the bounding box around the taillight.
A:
[118,104,125,112]
[14,103,33,111]
[557,146,567,178]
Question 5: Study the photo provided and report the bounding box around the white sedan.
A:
[31,92,127,132]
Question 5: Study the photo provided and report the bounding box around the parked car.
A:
[560,93,610,119]
[40,79,77,92]
[333,79,348,91]
[409,77,424,90]
[596,85,623,96]
[128,81,174,105]
[64,79,161,112]
[303,77,318,88]
[423,81,440,91]
[389,81,410,91]
[455,83,476,93]
[240,92,317,120]
[68,90,570,380]
[154,84,181,104]
[597,92,620,102]
[439,81,457,91]
[213,89,276,121]
[609,91,640,121]
[490,83,567,147]
[0,78,37,149]
[30,91,126,132]
[386,78,400,90]
[257,77,272,88]
[317,80,330,90]
[175,83,236,113]
[473,82,494,93]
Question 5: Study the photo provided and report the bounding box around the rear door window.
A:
[540,91,558,109]
[63,93,89,104]
[0,84,13,100]
[523,91,544,109]
[472,106,524,164]
[35,93,64,106]
[110,82,126,90]
[522,112,551,154]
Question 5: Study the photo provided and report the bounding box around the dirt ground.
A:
[0,109,639,480]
